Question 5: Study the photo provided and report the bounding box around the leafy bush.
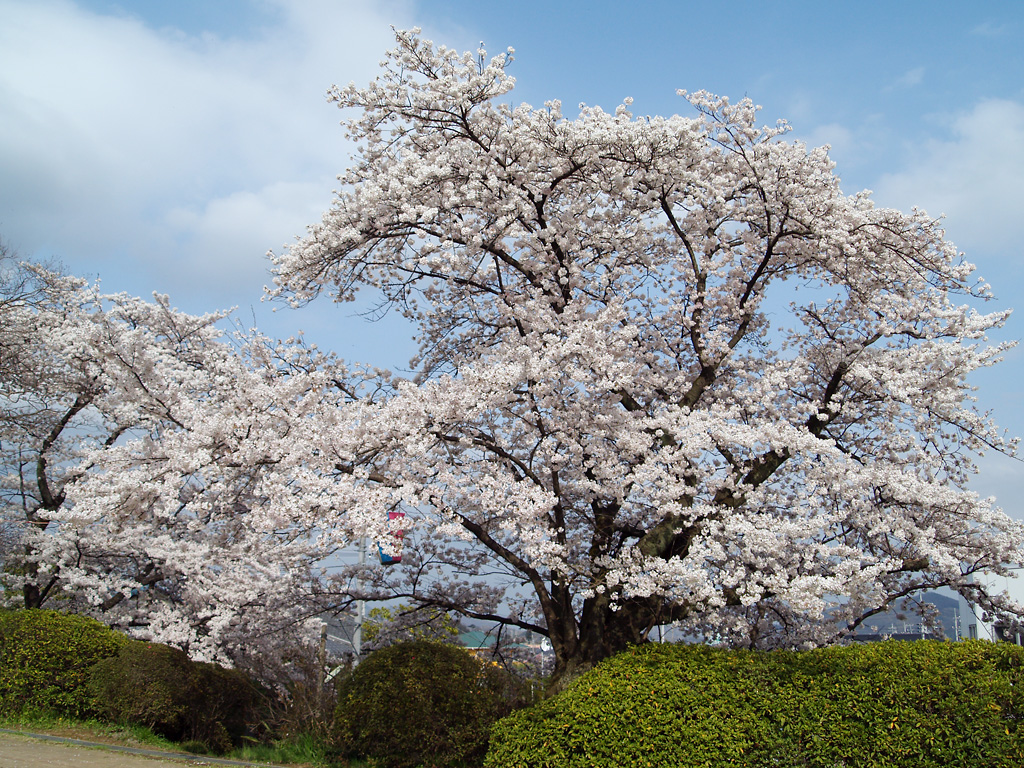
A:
[189,659,266,751]
[87,641,265,754]
[0,608,128,717]
[334,640,514,768]
[486,640,1024,768]
[87,642,196,741]
[770,640,1024,766]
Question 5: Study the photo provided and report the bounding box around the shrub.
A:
[334,640,513,768]
[188,660,266,751]
[87,642,196,741]
[771,640,1024,767]
[87,641,266,754]
[485,640,1024,768]
[0,608,128,718]
[487,643,778,768]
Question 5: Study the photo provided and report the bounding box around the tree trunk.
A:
[22,582,43,609]
[547,594,658,694]
[21,555,45,609]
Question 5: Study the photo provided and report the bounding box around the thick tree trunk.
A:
[22,582,43,609]
[21,555,48,609]
[547,594,659,694]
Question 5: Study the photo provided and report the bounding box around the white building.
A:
[955,569,1024,644]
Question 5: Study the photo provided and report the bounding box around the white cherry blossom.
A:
[271,30,1023,683]
[0,261,360,669]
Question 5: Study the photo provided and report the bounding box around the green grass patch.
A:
[0,710,181,751]
[1,711,348,766]
[228,732,336,765]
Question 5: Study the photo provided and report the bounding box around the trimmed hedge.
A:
[0,609,264,754]
[486,640,1024,768]
[334,640,512,768]
[87,641,265,754]
[0,608,128,718]
[87,642,197,741]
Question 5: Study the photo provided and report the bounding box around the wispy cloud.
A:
[872,98,1024,258]
[971,21,1010,37]
[884,66,925,92]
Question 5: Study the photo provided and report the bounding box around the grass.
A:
[0,710,182,750]
[0,711,353,766]
[228,732,338,765]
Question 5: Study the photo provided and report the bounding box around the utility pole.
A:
[352,536,366,659]
[317,622,327,699]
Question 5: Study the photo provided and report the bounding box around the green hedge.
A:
[334,640,513,768]
[486,640,1024,768]
[87,642,197,741]
[0,608,128,718]
[0,609,264,754]
[87,641,265,754]
[189,659,266,750]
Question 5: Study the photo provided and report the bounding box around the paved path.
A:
[0,731,288,768]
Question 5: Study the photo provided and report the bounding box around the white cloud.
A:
[799,122,854,157]
[159,180,328,295]
[871,99,1024,257]
[886,66,925,90]
[971,21,1010,37]
[0,0,415,303]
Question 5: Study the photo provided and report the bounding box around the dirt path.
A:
[0,731,284,768]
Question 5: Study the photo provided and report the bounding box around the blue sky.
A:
[2,0,1023,533]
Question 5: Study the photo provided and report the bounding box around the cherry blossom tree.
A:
[0,259,355,668]
[269,30,1024,684]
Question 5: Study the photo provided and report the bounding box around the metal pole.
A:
[353,536,366,659]
[317,622,327,698]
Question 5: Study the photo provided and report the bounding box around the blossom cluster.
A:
[271,31,1024,670]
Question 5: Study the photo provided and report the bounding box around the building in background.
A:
[851,580,1023,645]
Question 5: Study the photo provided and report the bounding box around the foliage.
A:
[0,608,127,718]
[362,603,460,650]
[228,732,335,766]
[333,640,514,768]
[87,642,195,741]
[267,29,1024,684]
[0,608,332,758]
[486,640,1024,768]
[86,640,266,754]
[190,660,268,750]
